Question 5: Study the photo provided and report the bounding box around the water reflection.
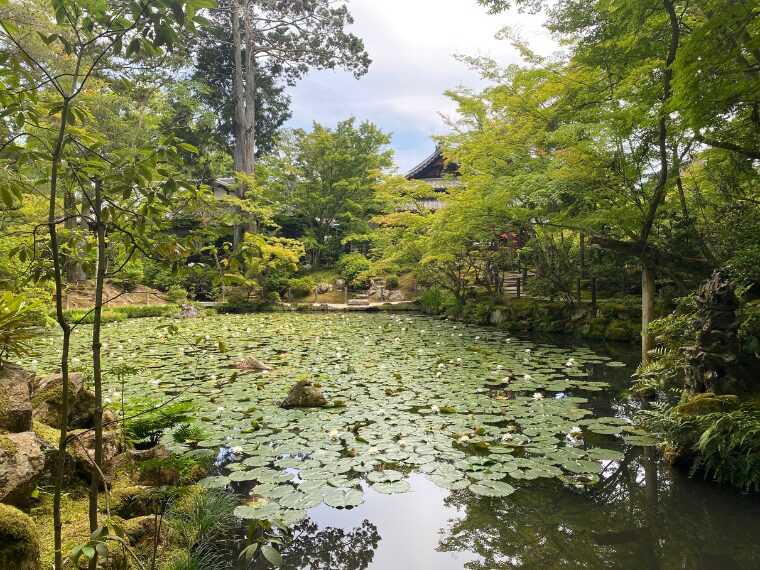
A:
[437,445,760,569]
[279,519,380,570]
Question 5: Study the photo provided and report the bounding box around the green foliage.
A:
[62,304,178,324]
[337,253,371,289]
[165,489,239,570]
[123,400,196,447]
[287,276,315,298]
[420,288,443,310]
[0,291,46,365]
[166,285,189,304]
[693,403,760,492]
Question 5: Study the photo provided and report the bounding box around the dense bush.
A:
[0,291,46,365]
[123,400,196,447]
[337,253,371,289]
[166,285,189,304]
[287,276,316,298]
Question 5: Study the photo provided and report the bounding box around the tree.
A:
[0,0,213,567]
[262,118,393,265]
[221,0,372,247]
[447,0,759,362]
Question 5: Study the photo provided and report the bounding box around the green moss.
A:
[30,377,64,410]
[0,503,40,569]
[673,393,740,417]
[0,434,18,454]
[32,420,60,445]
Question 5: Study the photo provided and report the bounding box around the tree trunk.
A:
[231,0,247,250]
[50,99,73,570]
[88,179,107,565]
[64,189,86,283]
[641,263,656,364]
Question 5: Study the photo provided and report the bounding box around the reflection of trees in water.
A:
[277,519,380,570]
[438,449,760,569]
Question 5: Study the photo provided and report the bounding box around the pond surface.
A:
[29,312,760,569]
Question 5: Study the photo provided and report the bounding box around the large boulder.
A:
[0,364,34,433]
[281,381,327,409]
[0,431,49,506]
[67,428,120,486]
[32,372,96,429]
[0,503,40,570]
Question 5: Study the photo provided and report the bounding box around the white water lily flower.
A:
[436,371,443,379]
[532,392,543,401]
[475,336,480,340]
[431,405,440,414]
[523,374,533,381]
[525,348,532,353]
[329,429,339,439]
[367,447,379,455]
[205,335,210,340]
[506,338,512,343]
[459,435,470,443]
[500,433,513,442]
[496,364,503,370]
[216,406,225,412]
[438,363,445,369]
[231,446,243,454]
[398,439,407,447]
[456,358,462,364]
[570,426,582,436]
[210,375,217,381]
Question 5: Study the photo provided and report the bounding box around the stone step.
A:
[347,299,370,306]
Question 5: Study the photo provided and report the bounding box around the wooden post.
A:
[522,266,528,283]
[516,278,521,299]
[576,277,582,302]
[144,290,149,305]
[314,286,318,304]
[343,286,348,305]
[379,286,384,302]
[591,277,597,307]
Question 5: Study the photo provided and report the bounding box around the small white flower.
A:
[475,336,480,340]
[523,374,533,381]
[500,433,513,442]
[525,348,531,353]
[436,371,443,378]
[398,439,407,447]
[438,363,445,369]
[329,429,339,439]
[459,435,470,443]
[231,446,243,454]
[367,447,379,455]
[216,406,225,412]
[210,374,217,381]
[532,392,543,401]
[456,357,462,364]
[570,426,582,436]
[431,405,440,414]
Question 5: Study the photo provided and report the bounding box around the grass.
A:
[61,304,181,324]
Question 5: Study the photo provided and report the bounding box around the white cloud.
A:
[284,0,555,171]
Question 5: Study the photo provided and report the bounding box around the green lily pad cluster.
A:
[25,312,643,518]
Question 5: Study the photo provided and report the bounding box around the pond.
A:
[29,312,760,569]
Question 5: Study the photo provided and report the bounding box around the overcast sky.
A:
[283,0,554,173]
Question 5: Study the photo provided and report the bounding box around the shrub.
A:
[337,253,371,288]
[166,285,189,304]
[287,276,316,298]
[0,292,45,365]
[420,288,443,310]
[124,400,196,447]
[113,259,144,292]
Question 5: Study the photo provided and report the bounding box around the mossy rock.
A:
[588,317,609,334]
[0,503,41,570]
[32,373,95,429]
[672,393,740,417]
[604,320,638,341]
[111,485,156,518]
[32,421,59,446]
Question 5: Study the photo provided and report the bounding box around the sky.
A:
[283,0,555,174]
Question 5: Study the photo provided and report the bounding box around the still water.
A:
[35,312,760,569]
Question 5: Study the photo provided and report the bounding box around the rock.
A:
[67,428,120,486]
[387,290,405,302]
[347,299,369,306]
[0,503,40,570]
[32,372,96,429]
[111,485,155,518]
[173,303,203,319]
[234,356,273,372]
[335,279,346,289]
[683,272,753,396]
[672,393,740,417]
[0,364,34,433]
[316,283,332,294]
[281,381,327,409]
[0,431,49,506]
[122,515,160,547]
[116,443,201,486]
